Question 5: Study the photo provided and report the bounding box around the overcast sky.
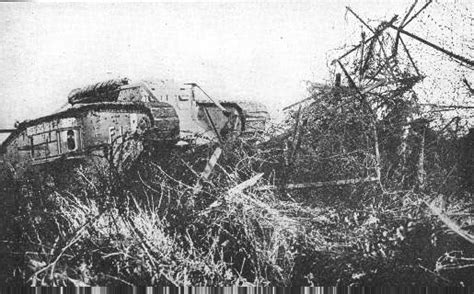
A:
[0,0,470,143]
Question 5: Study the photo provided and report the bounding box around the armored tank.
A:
[67,78,270,143]
[0,78,269,177]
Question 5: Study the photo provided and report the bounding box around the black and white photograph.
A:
[0,0,473,288]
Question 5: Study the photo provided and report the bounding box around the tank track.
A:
[229,101,270,135]
[199,100,270,136]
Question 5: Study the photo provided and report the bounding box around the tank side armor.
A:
[68,79,180,143]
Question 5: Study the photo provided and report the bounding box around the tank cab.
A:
[135,80,218,143]
[138,79,271,144]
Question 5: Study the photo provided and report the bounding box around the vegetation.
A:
[1,2,473,287]
[0,102,473,286]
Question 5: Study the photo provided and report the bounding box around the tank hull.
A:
[0,102,179,177]
[0,77,270,177]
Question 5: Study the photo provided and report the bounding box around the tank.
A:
[0,102,179,177]
[67,78,270,144]
[0,77,269,177]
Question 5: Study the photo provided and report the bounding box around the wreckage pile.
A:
[1,1,473,287]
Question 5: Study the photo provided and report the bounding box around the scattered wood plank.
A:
[256,176,379,191]
[420,103,474,109]
[228,173,264,195]
[426,201,474,244]
[193,147,222,195]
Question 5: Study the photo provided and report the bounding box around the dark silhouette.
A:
[67,130,76,151]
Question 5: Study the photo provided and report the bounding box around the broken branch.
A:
[389,25,474,67]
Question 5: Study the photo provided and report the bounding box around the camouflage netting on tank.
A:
[68,78,130,105]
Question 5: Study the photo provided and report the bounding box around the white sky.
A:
[0,0,470,143]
